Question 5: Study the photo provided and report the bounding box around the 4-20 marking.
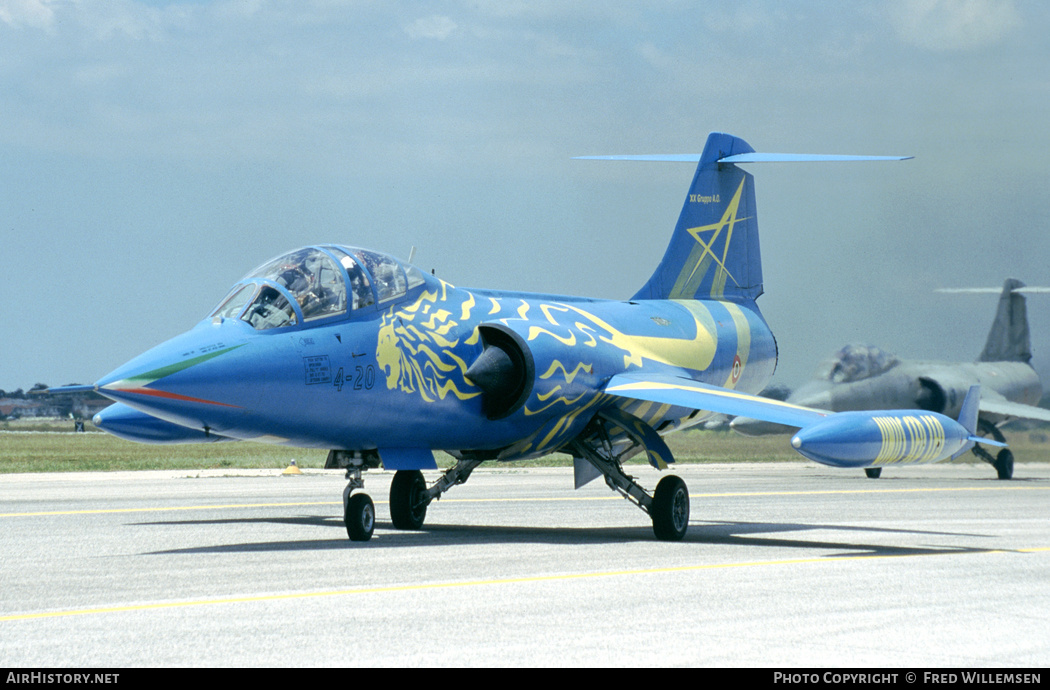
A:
[334,365,376,392]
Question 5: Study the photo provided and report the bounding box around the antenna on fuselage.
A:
[407,245,417,264]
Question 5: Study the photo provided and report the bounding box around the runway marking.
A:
[2,484,1048,517]
[0,502,337,518]
[2,545,1047,623]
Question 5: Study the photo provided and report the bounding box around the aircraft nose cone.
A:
[93,323,250,430]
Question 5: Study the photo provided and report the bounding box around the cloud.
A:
[889,0,1021,51]
[405,14,457,40]
[0,0,55,29]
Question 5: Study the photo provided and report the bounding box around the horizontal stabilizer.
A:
[937,287,1050,294]
[722,153,912,163]
[575,153,911,163]
[574,154,703,162]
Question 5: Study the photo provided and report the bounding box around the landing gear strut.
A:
[972,420,1014,480]
[329,450,382,541]
[567,413,690,541]
[327,450,486,541]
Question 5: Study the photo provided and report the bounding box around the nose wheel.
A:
[344,491,376,541]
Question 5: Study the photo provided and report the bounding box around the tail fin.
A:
[979,278,1031,363]
[632,133,763,302]
[576,132,909,303]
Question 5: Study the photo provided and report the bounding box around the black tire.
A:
[345,492,375,541]
[390,470,428,530]
[994,449,1014,480]
[651,475,690,541]
[865,467,882,479]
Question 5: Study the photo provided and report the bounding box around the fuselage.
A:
[93,246,777,460]
[791,360,1042,416]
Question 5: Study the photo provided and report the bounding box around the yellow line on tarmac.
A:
[0,502,338,518]
[2,484,1047,517]
[693,485,1050,498]
[2,546,1046,623]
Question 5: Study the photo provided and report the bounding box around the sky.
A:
[3,0,1050,395]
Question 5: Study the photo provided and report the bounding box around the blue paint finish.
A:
[377,448,438,471]
[790,410,968,468]
[93,403,236,444]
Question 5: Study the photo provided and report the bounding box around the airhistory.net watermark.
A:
[6,674,119,685]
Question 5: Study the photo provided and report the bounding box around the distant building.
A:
[1,388,111,421]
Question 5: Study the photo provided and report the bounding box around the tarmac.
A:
[1,462,1048,667]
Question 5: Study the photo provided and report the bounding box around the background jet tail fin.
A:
[979,278,1032,363]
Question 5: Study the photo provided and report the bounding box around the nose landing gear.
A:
[344,490,375,541]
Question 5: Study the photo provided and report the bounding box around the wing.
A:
[978,389,1050,423]
[604,373,830,428]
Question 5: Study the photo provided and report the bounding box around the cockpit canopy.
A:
[813,344,900,384]
[209,245,427,330]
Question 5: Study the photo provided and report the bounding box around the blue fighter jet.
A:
[65,132,969,542]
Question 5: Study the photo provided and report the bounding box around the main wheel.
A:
[994,449,1014,480]
[345,492,376,541]
[390,470,428,530]
[651,475,690,541]
[865,467,882,479]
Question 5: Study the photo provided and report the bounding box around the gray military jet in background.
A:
[731,279,1050,479]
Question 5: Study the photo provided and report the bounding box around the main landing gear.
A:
[567,440,690,541]
[328,419,692,542]
[973,420,1014,480]
[567,411,691,541]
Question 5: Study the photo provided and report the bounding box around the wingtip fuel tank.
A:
[790,410,969,468]
[789,386,1001,468]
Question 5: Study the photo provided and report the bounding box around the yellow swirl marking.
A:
[528,327,576,346]
[539,361,592,383]
[565,303,717,372]
[460,293,476,320]
[420,309,453,331]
